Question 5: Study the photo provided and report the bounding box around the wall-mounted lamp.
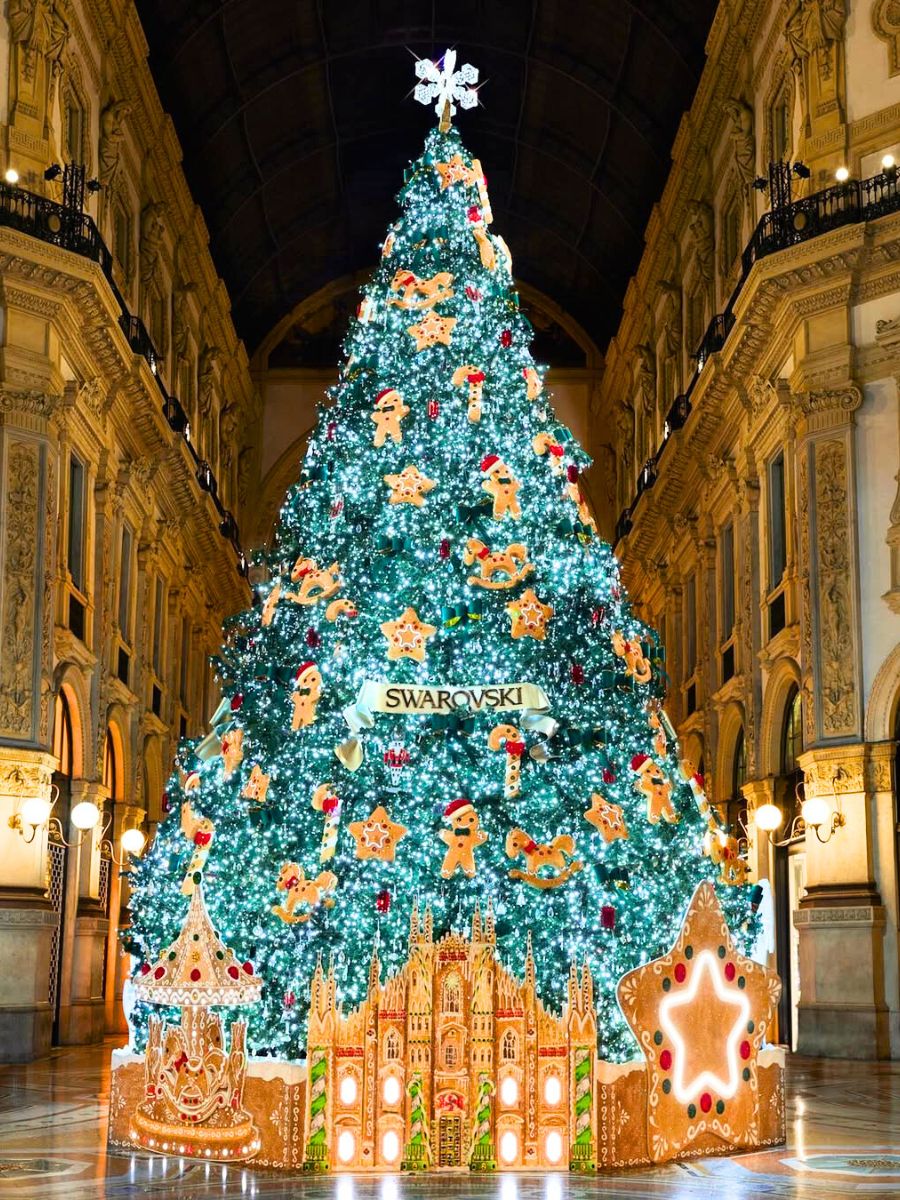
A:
[752,778,846,846]
[8,787,58,843]
[100,808,147,865]
[9,788,147,861]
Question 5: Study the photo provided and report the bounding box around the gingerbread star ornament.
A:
[616,882,781,1163]
[506,588,553,640]
[407,310,457,350]
[348,804,408,862]
[383,464,436,507]
[381,606,438,662]
[435,154,479,189]
[584,792,628,842]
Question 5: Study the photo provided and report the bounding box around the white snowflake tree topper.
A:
[414,48,479,130]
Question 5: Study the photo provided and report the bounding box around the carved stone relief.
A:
[813,440,858,738]
[0,441,40,738]
[873,1,900,76]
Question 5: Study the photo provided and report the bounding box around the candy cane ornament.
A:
[488,723,525,798]
[451,363,486,422]
[311,783,341,862]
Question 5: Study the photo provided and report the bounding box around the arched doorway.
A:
[774,685,806,1050]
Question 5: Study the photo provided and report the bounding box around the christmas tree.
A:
[127,54,757,1064]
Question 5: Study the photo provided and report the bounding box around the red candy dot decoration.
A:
[227,965,240,980]
[242,961,254,974]
[725,962,736,981]
[740,1040,751,1060]
[700,1092,712,1113]
[659,1048,672,1071]
[190,968,201,982]
[153,966,165,979]
[139,963,151,975]
[674,962,687,983]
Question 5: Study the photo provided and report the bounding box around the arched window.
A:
[728,726,746,829]
[501,1030,518,1062]
[443,974,461,1014]
[443,1041,458,1068]
[384,1029,401,1061]
[103,729,119,800]
[780,686,803,819]
[53,692,74,778]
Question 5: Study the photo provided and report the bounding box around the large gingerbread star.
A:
[584,792,628,842]
[435,154,479,190]
[383,464,436,507]
[617,882,781,1163]
[380,606,438,661]
[407,311,457,350]
[348,804,407,862]
[506,588,553,640]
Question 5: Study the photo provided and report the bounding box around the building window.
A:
[443,974,461,1014]
[443,1041,458,1068]
[113,203,133,279]
[180,616,191,706]
[720,523,735,642]
[102,728,118,800]
[781,686,803,800]
[688,289,706,356]
[67,453,86,593]
[64,92,87,164]
[53,691,74,777]
[684,573,697,679]
[384,1030,401,1061]
[501,1030,517,1062]
[152,576,165,677]
[768,452,787,588]
[730,726,747,828]
[770,84,791,164]
[118,524,133,643]
[722,199,741,270]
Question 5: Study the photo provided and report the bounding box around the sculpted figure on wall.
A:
[686,201,714,285]
[634,344,656,416]
[98,100,131,190]
[786,0,847,132]
[139,201,167,294]
[723,98,756,187]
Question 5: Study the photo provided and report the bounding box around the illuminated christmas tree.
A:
[127,53,757,1063]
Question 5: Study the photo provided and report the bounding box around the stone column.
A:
[791,384,889,1057]
[0,385,62,1060]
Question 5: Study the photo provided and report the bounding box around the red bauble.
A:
[330,498,344,519]
[230,693,243,712]
[427,398,440,419]
[567,464,579,483]
[283,990,296,1009]
[600,904,616,930]
[467,205,481,222]
[306,628,321,648]
[571,663,585,685]
[439,538,451,559]
[499,329,512,347]
[591,606,605,627]
[161,792,170,813]
[465,285,482,302]
[375,889,392,914]
[326,421,337,441]
[602,767,616,784]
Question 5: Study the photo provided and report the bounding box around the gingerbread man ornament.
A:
[439,798,488,879]
[371,387,410,447]
[480,454,521,520]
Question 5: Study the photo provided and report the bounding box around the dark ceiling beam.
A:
[210,124,644,252]
[504,0,538,214]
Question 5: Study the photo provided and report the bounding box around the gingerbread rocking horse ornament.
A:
[506,827,583,889]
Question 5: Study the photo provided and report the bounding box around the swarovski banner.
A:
[344,680,550,730]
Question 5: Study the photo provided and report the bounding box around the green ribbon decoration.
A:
[429,712,477,737]
[455,499,493,528]
[377,534,413,556]
[557,516,594,541]
[598,670,633,690]
[598,864,630,888]
[441,598,483,628]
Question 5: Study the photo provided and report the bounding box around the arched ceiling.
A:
[137,1,717,355]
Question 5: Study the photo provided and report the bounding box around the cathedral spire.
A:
[568,959,579,1011]
[581,959,594,1011]
[524,931,535,989]
[485,898,495,943]
[409,900,420,946]
[471,902,483,942]
[424,903,433,943]
[368,945,381,998]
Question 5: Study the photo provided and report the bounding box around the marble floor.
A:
[0,1044,898,1199]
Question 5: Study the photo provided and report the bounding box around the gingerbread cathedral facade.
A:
[303,902,595,1171]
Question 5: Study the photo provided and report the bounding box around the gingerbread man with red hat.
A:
[480,454,521,520]
[439,798,488,878]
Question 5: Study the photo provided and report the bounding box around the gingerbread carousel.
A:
[127,887,263,1162]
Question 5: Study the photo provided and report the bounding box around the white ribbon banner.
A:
[348,680,549,726]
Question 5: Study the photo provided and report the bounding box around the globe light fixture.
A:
[835,165,850,182]
[121,826,147,856]
[71,800,101,831]
[754,803,783,833]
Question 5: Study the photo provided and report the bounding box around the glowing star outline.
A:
[658,949,750,1103]
[348,805,407,862]
[380,606,438,662]
[383,464,436,507]
[506,588,553,640]
[407,310,457,350]
[616,882,782,1162]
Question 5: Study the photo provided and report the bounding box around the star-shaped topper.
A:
[584,792,628,842]
[506,588,553,640]
[407,310,457,351]
[616,882,781,1163]
[414,49,479,130]
[348,804,408,862]
[383,464,436,507]
[381,606,438,662]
